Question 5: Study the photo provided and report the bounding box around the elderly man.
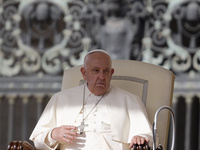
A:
[30,49,154,150]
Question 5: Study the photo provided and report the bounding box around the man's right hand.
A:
[51,125,78,143]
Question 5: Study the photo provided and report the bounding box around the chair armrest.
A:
[7,141,36,150]
[132,142,164,150]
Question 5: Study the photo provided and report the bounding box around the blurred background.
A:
[0,0,199,149]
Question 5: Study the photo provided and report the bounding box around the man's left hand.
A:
[129,135,149,148]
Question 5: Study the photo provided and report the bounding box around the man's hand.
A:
[129,135,149,148]
[51,125,78,143]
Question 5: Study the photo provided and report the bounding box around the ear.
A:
[80,67,87,80]
[111,68,114,75]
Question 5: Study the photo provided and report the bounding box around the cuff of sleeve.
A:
[47,129,58,146]
[32,129,59,150]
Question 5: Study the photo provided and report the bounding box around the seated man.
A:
[30,49,154,150]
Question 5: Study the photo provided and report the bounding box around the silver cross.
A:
[77,121,88,134]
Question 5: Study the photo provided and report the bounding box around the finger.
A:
[129,137,137,148]
[62,136,73,143]
[136,137,141,145]
[132,137,137,144]
[129,141,134,148]
[64,134,77,140]
[65,129,79,136]
[63,125,78,130]
[145,137,149,142]
[62,134,77,143]
[140,137,145,144]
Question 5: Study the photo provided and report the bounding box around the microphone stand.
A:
[152,106,176,150]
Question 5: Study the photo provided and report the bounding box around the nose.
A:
[98,71,105,80]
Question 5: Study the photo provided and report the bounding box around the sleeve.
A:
[29,93,59,150]
[127,95,153,143]
[46,129,58,146]
[127,95,160,149]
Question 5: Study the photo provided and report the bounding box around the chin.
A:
[95,88,107,96]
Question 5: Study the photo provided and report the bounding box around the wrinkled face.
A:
[81,52,114,96]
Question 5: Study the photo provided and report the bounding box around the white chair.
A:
[61,60,175,149]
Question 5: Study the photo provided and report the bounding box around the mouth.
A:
[96,82,105,86]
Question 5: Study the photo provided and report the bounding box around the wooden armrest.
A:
[132,142,163,150]
[133,141,150,150]
[7,141,36,150]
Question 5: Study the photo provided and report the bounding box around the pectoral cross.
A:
[78,121,88,135]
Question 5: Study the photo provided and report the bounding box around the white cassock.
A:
[29,84,154,150]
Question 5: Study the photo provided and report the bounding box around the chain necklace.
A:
[78,84,105,134]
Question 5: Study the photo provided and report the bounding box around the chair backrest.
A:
[61,60,175,149]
